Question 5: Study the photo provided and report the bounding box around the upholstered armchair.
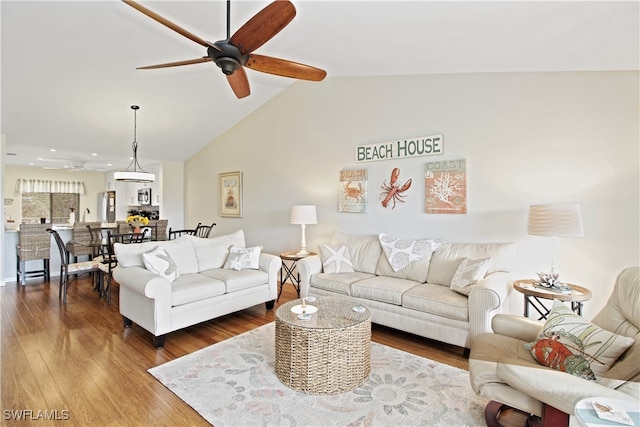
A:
[469,267,639,426]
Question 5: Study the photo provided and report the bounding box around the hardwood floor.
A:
[1,276,528,426]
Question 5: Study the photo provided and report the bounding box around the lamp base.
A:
[296,249,310,257]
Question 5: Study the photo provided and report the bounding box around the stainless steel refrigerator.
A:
[97,191,116,223]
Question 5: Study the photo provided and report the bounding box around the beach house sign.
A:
[355,134,443,163]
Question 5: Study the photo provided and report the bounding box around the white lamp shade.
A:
[290,205,317,225]
[114,171,155,183]
[528,204,584,237]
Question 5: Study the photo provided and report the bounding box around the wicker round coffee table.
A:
[275,296,371,395]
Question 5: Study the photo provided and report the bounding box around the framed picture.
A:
[219,171,243,217]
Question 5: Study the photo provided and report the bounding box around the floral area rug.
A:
[148,323,487,426]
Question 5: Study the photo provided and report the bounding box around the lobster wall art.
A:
[380,167,411,209]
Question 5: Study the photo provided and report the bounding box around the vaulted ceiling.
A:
[2,1,638,172]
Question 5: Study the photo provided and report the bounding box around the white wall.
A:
[187,71,638,319]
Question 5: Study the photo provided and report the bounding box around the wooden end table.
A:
[513,279,592,320]
[278,251,316,301]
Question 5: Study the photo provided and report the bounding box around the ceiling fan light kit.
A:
[114,105,155,183]
[122,0,326,99]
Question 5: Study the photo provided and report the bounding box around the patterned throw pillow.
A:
[319,244,355,274]
[524,302,634,380]
[379,233,440,272]
[142,248,178,283]
[223,245,262,270]
[450,257,492,295]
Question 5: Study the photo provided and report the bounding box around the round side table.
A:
[513,279,592,320]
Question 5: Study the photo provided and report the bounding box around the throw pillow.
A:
[450,257,492,295]
[142,248,178,283]
[379,233,441,272]
[319,243,355,274]
[158,237,199,275]
[524,302,634,380]
[223,245,262,270]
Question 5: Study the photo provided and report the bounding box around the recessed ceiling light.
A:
[50,149,56,152]
[29,162,34,166]
[92,153,98,156]
[37,157,43,160]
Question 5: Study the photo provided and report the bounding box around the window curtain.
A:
[14,179,86,194]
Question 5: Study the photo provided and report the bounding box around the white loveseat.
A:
[297,232,517,352]
[113,230,281,347]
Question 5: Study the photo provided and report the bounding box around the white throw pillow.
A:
[188,230,246,271]
[319,243,355,273]
[158,237,199,275]
[450,257,492,295]
[379,233,441,272]
[142,248,178,283]
[223,245,262,270]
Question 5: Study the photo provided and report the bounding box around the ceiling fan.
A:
[122,0,327,99]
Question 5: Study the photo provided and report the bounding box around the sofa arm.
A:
[259,253,282,300]
[297,255,322,297]
[113,265,172,301]
[492,314,543,342]
[497,357,639,415]
[468,271,512,347]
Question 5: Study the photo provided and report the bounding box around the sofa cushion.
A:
[114,241,159,268]
[427,242,516,286]
[187,230,246,271]
[319,243,354,273]
[171,274,226,306]
[524,302,634,380]
[310,272,374,296]
[351,276,420,306]
[142,247,178,283]
[450,257,492,296]
[403,283,469,322]
[158,237,199,275]
[223,245,262,270]
[201,268,269,293]
[331,231,381,275]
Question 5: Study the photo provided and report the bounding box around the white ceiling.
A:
[2,0,638,172]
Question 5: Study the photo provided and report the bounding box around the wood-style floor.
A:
[1,275,528,426]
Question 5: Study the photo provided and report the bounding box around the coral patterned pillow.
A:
[524,302,634,380]
[450,257,492,295]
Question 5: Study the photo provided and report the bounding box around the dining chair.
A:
[16,223,51,285]
[167,223,200,240]
[194,222,216,238]
[48,229,100,304]
[97,230,147,305]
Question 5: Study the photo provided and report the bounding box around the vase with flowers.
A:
[126,214,149,233]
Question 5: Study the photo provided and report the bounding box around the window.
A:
[21,193,80,224]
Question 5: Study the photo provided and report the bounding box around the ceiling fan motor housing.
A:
[208,42,248,75]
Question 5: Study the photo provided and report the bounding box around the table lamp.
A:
[528,203,584,287]
[290,205,317,256]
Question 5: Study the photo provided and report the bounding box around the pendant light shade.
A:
[115,105,155,183]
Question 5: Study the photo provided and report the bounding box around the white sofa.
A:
[297,232,517,352]
[113,230,281,347]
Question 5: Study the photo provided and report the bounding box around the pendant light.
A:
[114,105,155,183]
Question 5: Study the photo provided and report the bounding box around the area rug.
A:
[148,323,487,426]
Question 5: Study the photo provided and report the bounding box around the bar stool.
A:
[16,223,51,285]
[66,221,100,262]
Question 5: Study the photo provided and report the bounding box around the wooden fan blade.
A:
[123,0,209,47]
[137,57,212,70]
[246,54,326,81]
[227,67,251,99]
[229,0,296,55]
